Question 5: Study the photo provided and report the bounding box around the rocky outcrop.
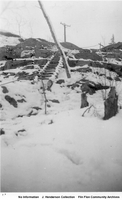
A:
[75,49,102,61]
[89,61,122,77]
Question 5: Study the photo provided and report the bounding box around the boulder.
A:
[56,79,65,84]
[5,95,18,108]
[1,86,9,93]
[50,99,60,103]
[0,129,5,135]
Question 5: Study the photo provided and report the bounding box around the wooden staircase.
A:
[40,52,62,80]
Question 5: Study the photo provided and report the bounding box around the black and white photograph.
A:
[0,0,122,197]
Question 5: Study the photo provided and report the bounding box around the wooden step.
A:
[41,74,53,77]
[44,70,55,73]
[48,64,57,68]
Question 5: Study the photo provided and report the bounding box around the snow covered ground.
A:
[0,35,21,47]
[1,68,122,193]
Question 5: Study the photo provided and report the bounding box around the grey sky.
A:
[0,0,122,48]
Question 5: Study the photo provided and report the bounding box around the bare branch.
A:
[82,105,93,117]
[0,2,11,16]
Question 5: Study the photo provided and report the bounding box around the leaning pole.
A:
[38,0,71,78]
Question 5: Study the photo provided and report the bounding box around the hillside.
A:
[102,42,122,52]
[0,32,103,61]
[0,30,21,38]
[1,31,122,193]
[61,42,81,50]
[0,30,23,48]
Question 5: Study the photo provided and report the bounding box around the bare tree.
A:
[110,34,115,45]
[101,35,106,46]
[13,13,27,37]
[0,1,28,38]
[0,1,11,16]
[28,21,33,38]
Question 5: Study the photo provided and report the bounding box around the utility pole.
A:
[60,22,70,42]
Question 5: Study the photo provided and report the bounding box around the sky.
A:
[0,0,122,48]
